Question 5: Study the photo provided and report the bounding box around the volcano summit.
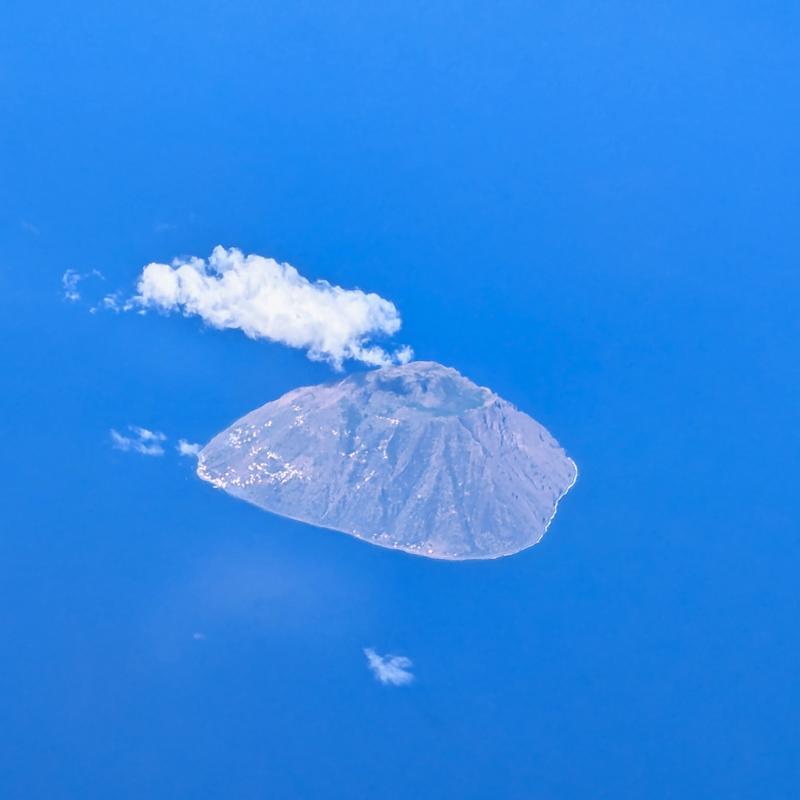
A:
[197,361,577,560]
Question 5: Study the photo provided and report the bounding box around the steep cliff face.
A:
[197,361,577,560]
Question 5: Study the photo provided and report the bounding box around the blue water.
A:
[1,2,798,797]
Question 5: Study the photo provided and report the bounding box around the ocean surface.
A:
[1,2,798,797]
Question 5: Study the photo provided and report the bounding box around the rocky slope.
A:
[197,361,577,559]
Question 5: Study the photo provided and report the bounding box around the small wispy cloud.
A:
[364,648,414,686]
[62,269,104,302]
[21,220,40,236]
[99,292,123,313]
[110,426,167,456]
[177,439,203,457]
[126,246,412,369]
[62,270,82,302]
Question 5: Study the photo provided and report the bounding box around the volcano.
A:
[197,361,577,560]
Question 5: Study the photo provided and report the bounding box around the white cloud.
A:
[110,426,167,456]
[131,246,412,369]
[364,648,414,686]
[62,270,82,302]
[100,293,122,312]
[62,269,103,302]
[177,439,203,457]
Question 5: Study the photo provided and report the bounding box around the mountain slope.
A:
[197,361,577,560]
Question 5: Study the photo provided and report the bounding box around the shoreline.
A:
[196,453,580,563]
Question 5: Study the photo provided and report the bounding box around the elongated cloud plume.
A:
[364,648,414,686]
[132,246,412,369]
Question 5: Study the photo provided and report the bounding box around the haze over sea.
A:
[1,2,798,798]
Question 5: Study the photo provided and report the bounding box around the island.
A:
[197,361,577,560]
